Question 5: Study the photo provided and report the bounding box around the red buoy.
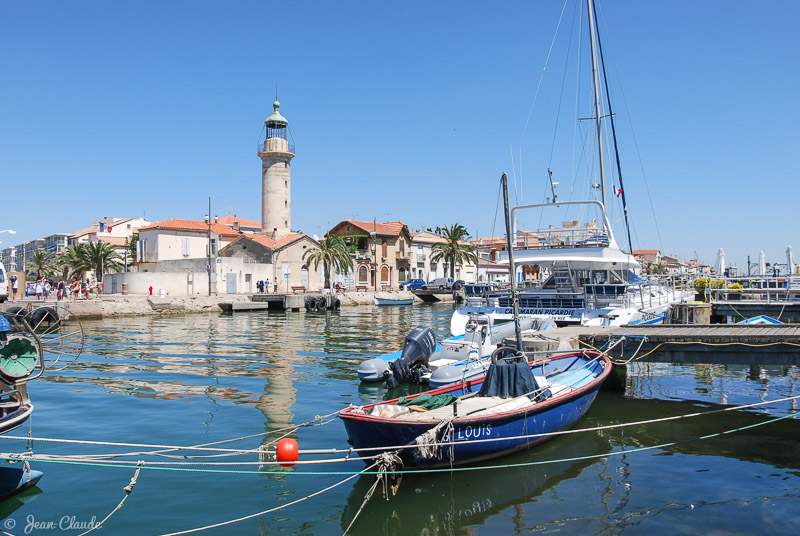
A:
[276,438,299,467]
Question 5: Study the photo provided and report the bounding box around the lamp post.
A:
[204,197,218,296]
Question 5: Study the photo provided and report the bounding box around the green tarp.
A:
[397,393,457,410]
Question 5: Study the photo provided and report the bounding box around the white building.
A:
[136,219,243,265]
[409,230,477,283]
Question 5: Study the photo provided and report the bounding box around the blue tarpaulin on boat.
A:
[478,359,539,399]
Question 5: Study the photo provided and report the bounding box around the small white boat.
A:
[358,314,554,388]
[373,296,414,306]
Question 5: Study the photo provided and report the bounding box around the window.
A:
[398,267,407,281]
[358,265,369,283]
[380,266,390,285]
[381,240,387,257]
[182,238,189,257]
[399,240,405,255]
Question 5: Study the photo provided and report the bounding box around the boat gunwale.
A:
[341,351,610,426]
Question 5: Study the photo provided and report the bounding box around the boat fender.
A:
[31,307,59,326]
[276,438,299,467]
[316,296,327,310]
[304,297,315,311]
[332,298,341,309]
[2,307,31,327]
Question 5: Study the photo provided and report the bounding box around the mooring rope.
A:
[341,452,402,535]
[2,395,797,474]
[154,460,380,536]
[75,461,143,536]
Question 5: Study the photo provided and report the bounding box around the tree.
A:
[126,234,139,263]
[430,224,479,278]
[302,235,353,289]
[54,244,85,281]
[30,250,55,279]
[80,242,123,282]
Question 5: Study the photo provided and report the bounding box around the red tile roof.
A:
[217,216,262,228]
[138,219,242,238]
[70,225,99,238]
[236,232,308,250]
[333,220,408,237]
[98,236,128,247]
[633,249,660,255]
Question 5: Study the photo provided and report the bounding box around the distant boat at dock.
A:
[374,296,414,306]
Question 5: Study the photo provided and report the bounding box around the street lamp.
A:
[204,209,218,296]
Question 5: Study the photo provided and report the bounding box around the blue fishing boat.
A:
[0,305,79,499]
[340,349,611,468]
[374,296,414,306]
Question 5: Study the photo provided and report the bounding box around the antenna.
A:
[275,82,278,101]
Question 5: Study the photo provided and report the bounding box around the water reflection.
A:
[17,306,800,535]
[342,394,800,535]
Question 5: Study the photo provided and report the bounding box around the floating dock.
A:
[518,324,800,366]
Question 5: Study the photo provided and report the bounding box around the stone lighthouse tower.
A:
[258,101,295,237]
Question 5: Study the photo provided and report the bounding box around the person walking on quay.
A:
[83,279,91,300]
[9,274,18,302]
[43,280,51,302]
[265,278,271,294]
[57,280,65,301]
[34,278,43,300]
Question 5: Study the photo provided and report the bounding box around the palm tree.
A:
[302,235,353,289]
[30,250,55,279]
[430,224,479,279]
[54,244,86,281]
[79,242,123,282]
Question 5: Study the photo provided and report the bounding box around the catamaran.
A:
[452,0,690,335]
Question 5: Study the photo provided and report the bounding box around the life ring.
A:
[490,346,523,364]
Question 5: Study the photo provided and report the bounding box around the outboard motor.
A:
[384,326,436,389]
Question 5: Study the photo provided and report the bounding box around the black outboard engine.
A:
[384,326,437,389]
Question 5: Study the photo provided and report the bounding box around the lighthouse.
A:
[258,101,295,238]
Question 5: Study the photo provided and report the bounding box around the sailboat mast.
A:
[586,0,607,210]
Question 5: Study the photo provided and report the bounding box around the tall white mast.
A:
[586,0,607,211]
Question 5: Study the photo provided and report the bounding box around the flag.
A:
[99,223,105,232]
[616,186,623,198]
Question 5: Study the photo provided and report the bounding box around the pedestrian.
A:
[35,278,43,300]
[83,279,91,300]
[265,278,271,294]
[43,280,51,301]
[10,275,18,302]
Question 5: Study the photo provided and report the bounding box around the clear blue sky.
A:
[2,1,797,272]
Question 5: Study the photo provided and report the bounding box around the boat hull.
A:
[341,351,610,468]
[374,297,414,306]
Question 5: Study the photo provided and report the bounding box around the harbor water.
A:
[1,303,799,535]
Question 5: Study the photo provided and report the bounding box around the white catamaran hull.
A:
[451,302,671,336]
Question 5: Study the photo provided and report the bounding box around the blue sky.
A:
[1,1,797,272]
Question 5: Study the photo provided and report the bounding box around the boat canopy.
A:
[496,246,640,271]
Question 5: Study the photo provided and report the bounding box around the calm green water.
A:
[2,303,799,535]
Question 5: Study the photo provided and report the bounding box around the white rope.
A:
[155,461,380,536]
[75,461,143,536]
